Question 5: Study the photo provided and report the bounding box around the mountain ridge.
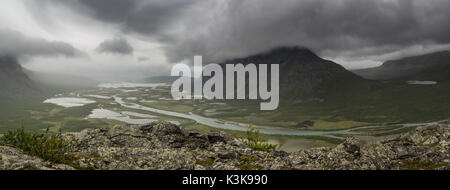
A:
[0,56,42,99]
[219,46,377,99]
[353,50,450,81]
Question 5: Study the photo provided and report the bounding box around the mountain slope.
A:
[353,51,450,81]
[0,56,42,99]
[24,69,99,93]
[220,47,377,99]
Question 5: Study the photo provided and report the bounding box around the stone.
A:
[207,131,230,144]
[0,121,449,170]
[141,121,184,136]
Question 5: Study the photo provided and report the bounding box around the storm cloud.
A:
[33,0,449,65]
[96,38,134,55]
[0,29,84,58]
[5,0,450,76]
[163,0,450,63]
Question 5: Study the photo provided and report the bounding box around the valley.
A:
[2,79,450,152]
[1,49,450,153]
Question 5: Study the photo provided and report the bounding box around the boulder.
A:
[0,121,449,170]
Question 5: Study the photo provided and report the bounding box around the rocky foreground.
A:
[1,121,449,170]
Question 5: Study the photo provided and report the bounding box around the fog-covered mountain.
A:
[0,55,98,101]
[24,69,99,93]
[219,47,377,98]
[353,51,450,82]
[0,56,42,99]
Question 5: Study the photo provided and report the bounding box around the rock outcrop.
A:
[1,121,449,170]
[0,145,74,170]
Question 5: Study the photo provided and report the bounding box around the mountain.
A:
[0,55,98,101]
[219,47,377,99]
[24,69,99,93]
[0,56,42,99]
[353,51,450,81]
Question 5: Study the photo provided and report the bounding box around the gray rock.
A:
[0,146,74,170]
[207,131,231,144]
[141,121,184,136]
[1,121,449,170]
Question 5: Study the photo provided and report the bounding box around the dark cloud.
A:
[0,29,84,58]
[46,0,201,35]
[162,0,450,63]
[96,38,134,55]
[25,0,450,65]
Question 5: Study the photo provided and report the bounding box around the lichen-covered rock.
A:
[0,121,449,170]
[0,145,74,170]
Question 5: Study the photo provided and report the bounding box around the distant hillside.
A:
[24,69,99,93]
[0,55,98,102]
[147,47,378,100]
[219,47,377,99]
[0,56,42,99]
[353,51,450,81]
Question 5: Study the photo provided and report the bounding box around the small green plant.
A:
[18,164,38,170]
[242,125,278,152]
[237,163,263,170]
[196,158,215,168]
[1,127,78,167]
[403,161,448,170]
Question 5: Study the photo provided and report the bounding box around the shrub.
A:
[1,127,77,166]
[242,125,278,152]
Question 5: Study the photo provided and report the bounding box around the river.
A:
[112,96,447,138]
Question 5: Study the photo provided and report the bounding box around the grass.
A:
[403,161,448,170]
[2,80,450,152]
[208,82,450,131]
[0,127,84,169]
[141,100,194,113]
[196,158,215,168]
[241,125,278,152]
[237,163,263,170]
[240,155,259,162]
[18,163,39,170]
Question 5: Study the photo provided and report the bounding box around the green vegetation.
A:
[196,157,215,168]
[18,163,39,170]
[0,127,82,169]
[237,163,263,170]
[203,82,450,131]
[403,161,449,170]
[242,125,278,152]
[2,79,449,152]
[240,155,259,162]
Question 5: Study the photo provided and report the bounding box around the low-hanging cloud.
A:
[161,0,450,63]
[96,38,134,55]
[0,29,84,58]
[23,0,450,67]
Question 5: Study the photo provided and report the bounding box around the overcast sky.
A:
[1,0,449,81]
